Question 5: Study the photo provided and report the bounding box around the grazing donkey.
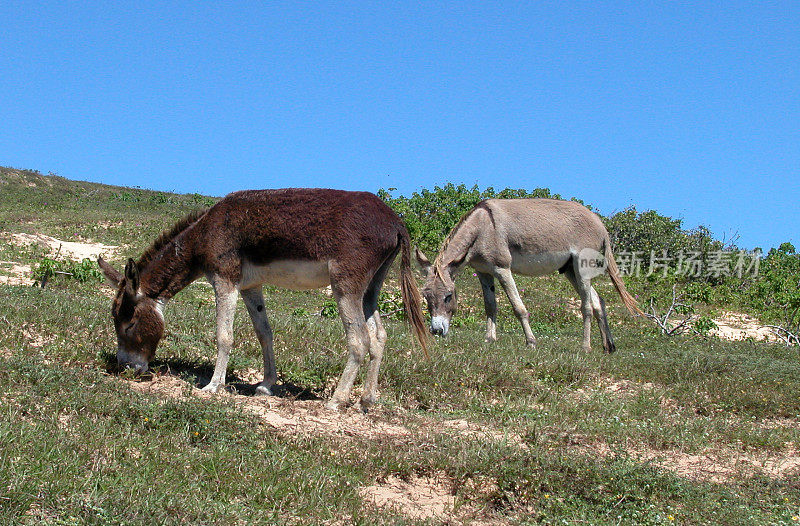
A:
[98,188,428,411]
[416,198,641,352]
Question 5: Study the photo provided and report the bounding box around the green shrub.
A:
[747,242,800,333]
[34,257,102,286]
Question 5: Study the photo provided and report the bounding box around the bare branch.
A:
[762,325,800,346]
[643,284,698,337]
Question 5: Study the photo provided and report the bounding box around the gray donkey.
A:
[416,198,641,352]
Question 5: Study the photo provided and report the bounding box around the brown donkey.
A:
[416,198,642,352]
[98,188,428,411]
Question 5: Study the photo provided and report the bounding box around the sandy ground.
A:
[0,262,32,286]
[0,233,119,286]
[711,311,780,342]
[9,232,118,261]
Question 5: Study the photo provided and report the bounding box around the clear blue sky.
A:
[1,2,797,250]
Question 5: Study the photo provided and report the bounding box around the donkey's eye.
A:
[125,321,137,335]
[444,294,452,304]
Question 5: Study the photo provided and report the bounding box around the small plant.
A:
[112,191,141,202]
[320,299,339,318]
[34,256,102,287]
[693,316,718,336]
[643,284,697,336]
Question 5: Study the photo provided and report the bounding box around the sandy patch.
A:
[8,232,118,261]
[23,326,55,348]
[121,373,510,523]
[712,311,779,343]
[571,435,800,483]
[573,378,662,402]
[441,418,525,446]
[360,474,456,520]
[0,261,33,286]
[635,446,800,483]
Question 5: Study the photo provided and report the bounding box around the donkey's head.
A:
[98,257,164,373]
[415,248,457,337]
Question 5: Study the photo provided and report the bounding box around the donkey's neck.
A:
[139,236,202,302]
[437,217,480,278]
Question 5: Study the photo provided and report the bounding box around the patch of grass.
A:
[0,358,371,525]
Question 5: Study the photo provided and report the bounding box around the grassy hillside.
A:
[1,167,798,525]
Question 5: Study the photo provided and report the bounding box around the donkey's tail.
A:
[399,229,430,358]
[604,239,644,317]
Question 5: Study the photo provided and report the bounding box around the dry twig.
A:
[643,284,697,336]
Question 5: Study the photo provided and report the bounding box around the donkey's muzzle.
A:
[430,316,449,337]
[116,349,150,375]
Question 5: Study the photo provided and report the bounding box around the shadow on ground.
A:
[99,351,321,401]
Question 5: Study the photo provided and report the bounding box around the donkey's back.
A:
[197,188,403,262]
[482,198,608,254]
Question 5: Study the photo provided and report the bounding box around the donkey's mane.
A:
[137,209,208,269]
[432,201,492,277]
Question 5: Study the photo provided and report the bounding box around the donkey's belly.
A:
[240,259,331,290]
[510,250,572,276]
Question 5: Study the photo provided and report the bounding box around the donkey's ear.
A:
[97,257,123,287]
[124,258,140,296]
[415,247,432,274]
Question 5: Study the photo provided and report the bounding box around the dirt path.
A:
[8,232,118,261]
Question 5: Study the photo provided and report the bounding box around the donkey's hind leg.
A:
[589,286,616,353]
[241,287,278,395]
[359,254,395,411]
[477,272,498,342]
[560,265,590,352]
[494,267,536,347]
[564,263,615,353]
[361,309,387,411]
[327,292,371,411]
[564,264,593,352]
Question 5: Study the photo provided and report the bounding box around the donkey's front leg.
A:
[202,279,238,393]
[477,272,498,342]
[494,268,536,347]
[241,287,277,395]
[327,294,370,411]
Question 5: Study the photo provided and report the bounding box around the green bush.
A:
[746,242,800,333]
[34,257,103,286]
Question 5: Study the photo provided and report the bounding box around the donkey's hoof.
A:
[201,382,222,393]
[359,395,377,413]
[325,399,344,411]
[526,340,536,348]
[254,384,274,397]
[581,344,592,353]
